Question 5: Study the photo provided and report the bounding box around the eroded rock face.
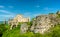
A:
[30,14,60,34]
[20,23,28,33]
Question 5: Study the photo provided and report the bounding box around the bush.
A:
[0,24,8,37]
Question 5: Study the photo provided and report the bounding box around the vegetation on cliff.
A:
[0,24,8,37]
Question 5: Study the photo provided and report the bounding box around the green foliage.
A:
[0,24,7,33]
[31,18,35,20]
[57,14,60,18]
[2,27,34,37]
[2,27,20,37]
[0,24,8,37]
[2,24,60,37]
[56,11,60,18]
[18,22,32,26]
[50,25,60,37]
[56,10,60,14]
[43,24,60,37]
[18,22,23,25]
[26,22,32,26]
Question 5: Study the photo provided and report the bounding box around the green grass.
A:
[2,23,60,37]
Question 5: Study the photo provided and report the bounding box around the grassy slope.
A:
[2,24,60,37]
[2,27,34,37]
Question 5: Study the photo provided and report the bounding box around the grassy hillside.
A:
[0,24,8,37]
[2,24,60,37]
[2,27,34,37]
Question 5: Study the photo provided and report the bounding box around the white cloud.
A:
[0,10,14,14]
[0,15,15,21]
[0,5,13,8]
[0,9,15,21]
[0,5,4,8]
[0,15,15,18]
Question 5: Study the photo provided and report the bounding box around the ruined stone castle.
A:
[8,14,30,30]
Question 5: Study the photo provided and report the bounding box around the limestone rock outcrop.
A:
[30,13,60,34]
[20,23,29,33]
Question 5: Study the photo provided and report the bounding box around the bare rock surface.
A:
[30,13,60,34]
